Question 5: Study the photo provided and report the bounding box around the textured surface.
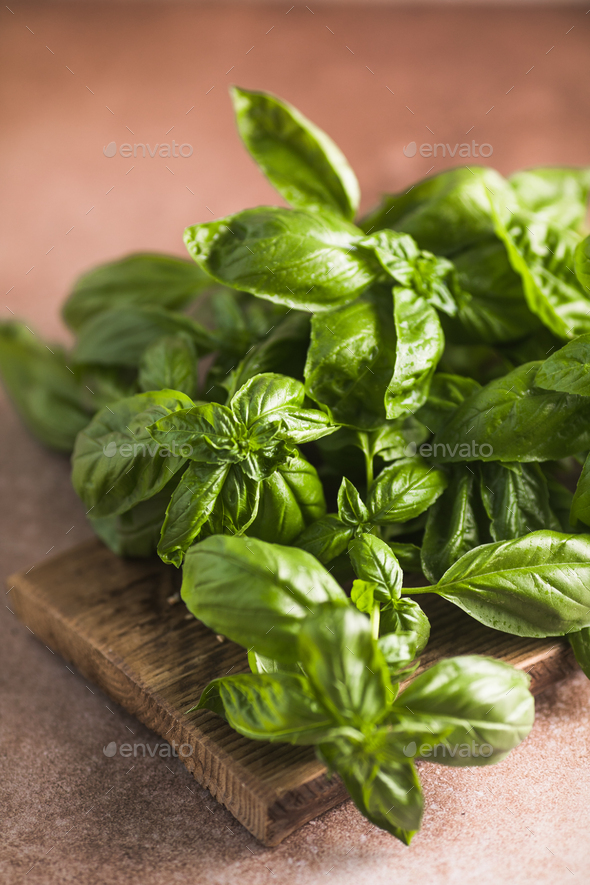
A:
[2,1,590,882]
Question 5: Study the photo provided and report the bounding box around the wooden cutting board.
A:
[8,538,578,846]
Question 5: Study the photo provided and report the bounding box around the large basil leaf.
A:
[569,627,590,679]
[71,390,192,518]
[0,322,90,452]
[304,285,397,430]
[181,535,348,662]
[432,362,590,462]
[392,655,534,766]
[424,531,590,637]
[194,671,342,744]
[385,287,445,420]
[294,514,354,563]
[348,534,402,602]
[535,333,590,395]
[248,453,326,544]
[138,333,198,398]
[367,457,447,524]
[509,167,590,230]
[231,87,359,220]
[62,252,213,331]
[480,462,559,540]
[184,207,380,313]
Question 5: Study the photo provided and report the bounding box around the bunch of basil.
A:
[3,86,590,842]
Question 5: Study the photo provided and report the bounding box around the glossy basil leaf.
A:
[298,605,392,728]
[148,402,239,464]
[433,362,590,462]
[380,598,430,657]
[181,535,348,663]
[72,306,218,367]
[571,452,590,527]
[248,453,326,544]
[385,287,445,420]
[194,671,342,744]
[348,534,402,602]
[535,333,590,395]
[416,373,481,435]
[219,465,261,533]
[138,333,198,398]
[0,322,90,452]
[295,514,354,564]
[247,650,301,675]
[62,252,213,332]
[319,738,423,844]
[427,531,590,637]
[569,627,590,679]
[480,462,559,541]
[184,206,380,313]
[279,408,335,444]
[231,87,359,220]
[367,457,448,525]
[421,465,483,583]
[157,461,230,565]
[350,579,377,615]
[509,167,590,230]
[230,372,303,427]
[393,655,534,766]
[304,285,397,430]
[71,390,192,518]
[337,477,370,527]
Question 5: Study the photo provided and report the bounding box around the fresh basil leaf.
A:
[385,287,445,420]
[231,87,359,220]
[138,333,198,398]
[433,361,590,462]
[350,579,377,615]
[480,462,559,541]
[0,322,90,452]
[304,284,397,430]
[380,598,430,657]
[181,535,348,663]
[72,306,218,367]
[416,373,481,435]
[247,650,301,675]
[535,333,590,395]
[148,402,241,463]
[71,390,192,518]
[377,632,420,680]
[279,408,335,444]
[219,465,261,533]
[230,372,303,426]
[393,655,534,766]
[298,605,392,728]
[184,207,380,313]
[337,477,370,527]
[571,452,590,527]
[194,671,342,744]
[569,627,590,679]
[249,453,326,544]
[348,534,402,601]
[62,252,213,332]
[295,514,354,563]
[509,167,590,230]
[367,457,447,525]
[426,531,590,637]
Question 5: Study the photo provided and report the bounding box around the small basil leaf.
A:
[194,671,342,744]
[230,372,304,427]
[295,514,355,563]
[337,477,370,527]
[377,633,421,680]
[480,461,559,541]
[248,453,326,544]
[157,461,229,566]
[71,390,192,518]
[278,407,336,444]
[415,373,481,435]
[380,598,430,657]
[138,333,198,398]
[429,530,590,637]
[219,466,261,533]
[184,207,380,313]
[351,579,377,615]
[385,287,445,420]
[535,333,590,395]
[231,87,359,220]
[367,457,448,525]
[181,535,348,663]
[348,534,402,601]
[148,403,240,463]
[569,627,590,679]
[393,655,534,766]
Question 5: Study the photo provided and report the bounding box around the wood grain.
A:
[8,539,578,845]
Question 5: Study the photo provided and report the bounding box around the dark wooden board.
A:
[8,539,577,845]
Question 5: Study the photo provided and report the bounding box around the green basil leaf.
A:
[415,373,481,435]
[421,465,483,583]
[184,206,380,313]
[62,252,213,332]
[231,87,359,220]
[380,598,430,657]
[535,333,590,395]
[295,514,354,564]
[337,477,370,527]
[148,402,240,463]
[348,534,402,601]
[575,235,590,293]
[509,167,590,230]
[138,333,198,398]
[385,286,445,420]
[393,655,534,766]
[194,671,342,744]
[350,579,377,615]
[72,306,218,367]
[219,465,261,533]
[230,372,303,427]
[249,453,326,544]
[278,407,335,444]
[298,606,392,727]
[571,452,590,527]
[480,462,559,541]
[181,535,348,662]
[432,361,590,462]
[71,390,192,518]
[428,531,590,637]
[0,322,90,452]
[367,457,447,525]
[569,627,590,679]
[377,633,421,680]
[304,285,397,430]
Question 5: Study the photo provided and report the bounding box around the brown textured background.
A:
[1,3,590,883]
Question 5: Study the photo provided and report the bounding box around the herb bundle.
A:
[3,87,590,842]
